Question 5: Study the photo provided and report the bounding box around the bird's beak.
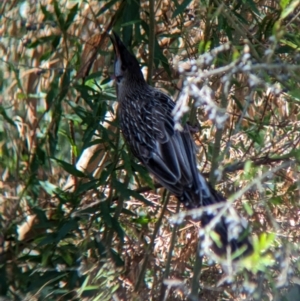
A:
[110,31,129,79]
[110,31,141,80]
[110,31,122,60]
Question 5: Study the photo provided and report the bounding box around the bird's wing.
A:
[132,90,201,199]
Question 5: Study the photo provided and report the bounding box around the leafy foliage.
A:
[0,0,300,300]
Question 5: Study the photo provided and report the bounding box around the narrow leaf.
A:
[53,158,86,177]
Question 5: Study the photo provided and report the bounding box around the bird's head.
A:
[110,31,146,95]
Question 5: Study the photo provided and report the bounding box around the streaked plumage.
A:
[111,32,252,257]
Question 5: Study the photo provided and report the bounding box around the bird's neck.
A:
[117,76,150,99]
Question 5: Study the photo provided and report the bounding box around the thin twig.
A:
[170,160,293,226]
[159,200,180,301]
[189,243,203,300]
[135,190,170,292]
[147,0,155,84]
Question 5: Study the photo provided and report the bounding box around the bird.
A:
[110,31,252,258]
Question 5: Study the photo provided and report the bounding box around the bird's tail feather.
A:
[186,174,253,258]
[200,211,252,258]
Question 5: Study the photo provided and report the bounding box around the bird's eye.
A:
[116,75,123,83]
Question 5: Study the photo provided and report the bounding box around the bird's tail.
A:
[184,174,253,258]
[200,207,252,258]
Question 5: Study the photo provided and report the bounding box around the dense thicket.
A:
[1,1,300,300]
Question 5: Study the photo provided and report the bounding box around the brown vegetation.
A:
[0,0,300,300]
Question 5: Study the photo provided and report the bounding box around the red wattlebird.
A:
[110,31,252,257]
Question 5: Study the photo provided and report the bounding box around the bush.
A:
[0,1,300,300]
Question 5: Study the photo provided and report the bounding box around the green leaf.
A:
[56,219,78,241]
[141,20,171,77]
[37,233,57,246]
[113,179,153,206]
[39,180,60,195]
[121,19,141,27]
[110,248,124,267]
[99,201,113,227]
[0,266,8,295]
[67,100,89,120]
[46,77,59,109]
[246,129,263,146]
[40,50,53,61]
[96,0,120,16]
[243,160,252,176]
[59,130,78,156]
[111,217,125,243]
[32,207,51,226]
[281,0,300,19]
[121,0,140,46]
[289,88,300,101]
[58,68,71,102]
[95,239,107,257]
[26,35,58,48]
[54,0,65,29]
[198,40,211,54]
[280,0,291,10]
[65,3,79,30]
[172,0,193,18]
[0,105,16,126]
[52,35,61,49]
[210,230,223,249]
[53,158,86,177]
[131,216,153,225]
[243,201,254,216]
[120,208,136,217]
[244,0,260,16]
[270,196,282,205]
[231,95,245,111]
[154,38,171,76]
[40,4,55,21]
[84,71,103,81]
[16,92,26,100]
[60,247,74,265]
[259,232,275,251]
